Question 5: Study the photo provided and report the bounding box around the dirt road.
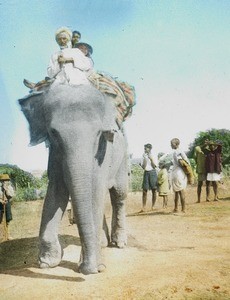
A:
[0,184,230,299]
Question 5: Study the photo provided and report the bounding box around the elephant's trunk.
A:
[64,145,99,274]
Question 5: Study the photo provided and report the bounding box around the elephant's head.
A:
[19,85,117,148]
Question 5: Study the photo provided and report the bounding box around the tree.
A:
[187,129,230,167]
[0,164,48,201]
[0,164,35,189]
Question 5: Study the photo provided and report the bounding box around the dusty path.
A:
[0,184,230,299]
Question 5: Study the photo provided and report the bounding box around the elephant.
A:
[18,84,129,275]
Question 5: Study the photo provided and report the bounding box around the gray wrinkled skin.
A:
[19,84,128,275]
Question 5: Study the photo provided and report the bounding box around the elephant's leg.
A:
[39,151,69,268]
[109,186,127,248]
[78,242,106,273]
[109,151,128,248]
[39,186,68,268]
[90,186,108,273]
[102,214,110,247]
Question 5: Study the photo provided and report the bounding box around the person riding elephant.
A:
[47,27,93,86]
[23,27,93,91]
[71,30,81,47]
[23,26,135,128]
[19,83,129,275]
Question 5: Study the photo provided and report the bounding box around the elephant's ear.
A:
[18,93,47,146]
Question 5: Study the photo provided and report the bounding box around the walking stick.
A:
[2,190,9,241]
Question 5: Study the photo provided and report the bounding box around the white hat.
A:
[55,27,72,42]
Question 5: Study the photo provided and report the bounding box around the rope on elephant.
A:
[88,71,136,126]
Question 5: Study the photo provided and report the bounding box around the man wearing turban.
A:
[47,27,93,86]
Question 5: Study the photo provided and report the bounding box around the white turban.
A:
[55,27,72,42]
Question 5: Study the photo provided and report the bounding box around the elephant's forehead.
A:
[47,99,104,120]
[45,87,104,113]
[51,105,102,124]
[46,84,103,102]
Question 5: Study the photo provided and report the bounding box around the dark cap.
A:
[74,42,93,55]
[144,143,152,149]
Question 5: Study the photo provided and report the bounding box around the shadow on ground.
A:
[220,196,230,201]
[0,235,84,282]
[127,210,174,217]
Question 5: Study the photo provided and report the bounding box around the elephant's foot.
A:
[78,262,98,275]
[77,253,106,274]
[39,262,50,269]
[116,240,126,248]
[110,240,126,248]
[111,231,127,248]
[39,255,62,268]
[98,263,106,272]
[78,262,106,274]
[39,240,63,268]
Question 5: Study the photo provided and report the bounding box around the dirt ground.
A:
[0,183,230,300]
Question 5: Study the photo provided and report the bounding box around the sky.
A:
[0,0,230,172]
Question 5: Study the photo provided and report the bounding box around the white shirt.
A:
[0,182,15,200]
[47,48,93,86]
[172,148,190,167]
[141,153,158,171]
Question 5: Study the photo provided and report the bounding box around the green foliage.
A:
[222,165,230,177]
[41,171,48,184]
[0,164,48,201]
[15,188,35,201]
[186,128,230,179]
[187,128,230,168]
[0,164,35,189]
[15,186,47,201]
[189,158,196,170]
[130,164,143,192]
[32,171,48,189]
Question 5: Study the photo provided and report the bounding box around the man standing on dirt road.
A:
[194,139,209,203]
[205,140,222,202]
[0,174,15,240]
[139,143,158,212]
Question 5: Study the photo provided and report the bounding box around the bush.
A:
[0,165,49,201]
[11,170,48,201]
[0,164,35,189]
[222,165,230,178]
[130,164,143,192]
[188,128,230,168]
[15,187,47,201]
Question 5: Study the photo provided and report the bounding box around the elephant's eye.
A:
[49,128,59,138]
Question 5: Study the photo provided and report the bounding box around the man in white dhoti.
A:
[170,138,190,213]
